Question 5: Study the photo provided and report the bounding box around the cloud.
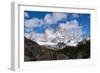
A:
[24,12,85,45]
[24,32,32,39]
[24,17,44,39]
[30,32,37,41]
[57,20,81,33]
[52,13,67,22]
[44,13,67,27]
[25,31,45,42]
[58,23,66,32]
[24,19,84,46]
[25,18,44,28]
[44,14,54,25]
[66,19,79,29]
[56,20,83,43]
[24,12,68,43]
[24,27,33,33]
[56,23,67,42]
[24,12,29,18]
[72,13,79,18]
[31,32,45,42]
[29,19,83,44]
[25,28,56,43]
[65,20,83,42]
[44,28,56,42]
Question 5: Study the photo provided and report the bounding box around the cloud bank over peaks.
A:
[25,19,84,46]
[24,11,89,46]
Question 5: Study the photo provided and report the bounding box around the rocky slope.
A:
[24,37,90,61]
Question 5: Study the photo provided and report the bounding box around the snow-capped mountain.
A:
[35,36,89,49]
[35,40,78,49]
[65,40,78,47]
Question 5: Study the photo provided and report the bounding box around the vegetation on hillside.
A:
[24,37,90,61]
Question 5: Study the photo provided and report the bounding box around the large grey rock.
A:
[57,54,68,60]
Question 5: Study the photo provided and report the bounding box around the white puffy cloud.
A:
[30,32,37,41]
[25,31,45,42]
[58,23,66,32]
[65,20,83,42]
[52,13,67,22]
[66,19,79,29]
[27,28,57,43]
[25,18,44,28]
[44,13,67,26]
[31,32,45,42]
[24,18,44,39]
[44,28,56,42]
[36,33,45,41]
[24,12,85,46]
[55,19,83,44]
[44,14,54,25]
[24,19,84,46]
[45,28,53,35]
[24,32,32,39]
[56,23,67,42]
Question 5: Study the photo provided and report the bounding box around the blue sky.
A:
[24,11,90,38]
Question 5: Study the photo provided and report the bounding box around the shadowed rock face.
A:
[24,37,57,61]
[56,42,66,49]
[24,37,90,61]
[77,40,90,58]
[24,37,42,61]
[61,40,90,59]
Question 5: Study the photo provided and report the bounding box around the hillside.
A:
[24,37,90,61]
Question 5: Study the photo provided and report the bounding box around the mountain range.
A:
[24,37,90,61]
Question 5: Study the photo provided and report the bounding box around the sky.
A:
[24,11,90,43]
